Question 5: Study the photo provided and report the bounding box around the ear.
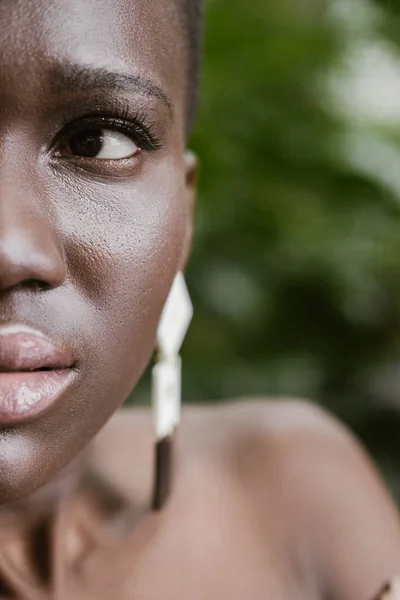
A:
[180,150,198,270]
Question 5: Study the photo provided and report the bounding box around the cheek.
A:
[56,157,187,398]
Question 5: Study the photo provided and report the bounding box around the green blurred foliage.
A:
[179,0,400,494]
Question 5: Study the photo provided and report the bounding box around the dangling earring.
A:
[151,272,193,510]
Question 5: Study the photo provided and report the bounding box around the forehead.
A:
[0,0,186,122]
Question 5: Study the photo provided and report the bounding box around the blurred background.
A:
[136,0,400,499]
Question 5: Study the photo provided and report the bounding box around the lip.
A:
[0,325,75,425]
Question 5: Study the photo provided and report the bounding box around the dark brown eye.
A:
[69,130,104,157]
[67,129,139,160]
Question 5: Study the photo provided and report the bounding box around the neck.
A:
[0,450,89,526]
[0,451,90,600]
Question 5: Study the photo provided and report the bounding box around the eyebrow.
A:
[49,64,173,117]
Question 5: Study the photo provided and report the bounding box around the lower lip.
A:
[0,369,74,425]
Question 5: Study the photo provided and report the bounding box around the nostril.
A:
[25,280,52,292]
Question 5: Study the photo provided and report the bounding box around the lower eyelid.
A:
[48,157,144,184]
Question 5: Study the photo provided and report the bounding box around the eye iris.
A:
[69,129,104,157]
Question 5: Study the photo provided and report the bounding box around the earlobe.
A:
[180,151,198,270]
[184,150,198,191]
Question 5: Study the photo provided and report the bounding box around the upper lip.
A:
[0,325,73,372]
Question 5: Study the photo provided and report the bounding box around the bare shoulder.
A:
[95,397,394,500]
[95,397,397,513]
[95,395,341,445]
[210,398,400,600]
[94,400,400,600]
[178,397,370,468]
[185,399,400,600]
[193,396,351,440]
[91,398,348,508]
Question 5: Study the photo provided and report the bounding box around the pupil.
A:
[69,130,104,157]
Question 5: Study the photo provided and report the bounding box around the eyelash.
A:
[53,108,163,157]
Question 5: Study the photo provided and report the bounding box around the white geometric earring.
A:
[151,271,193,510]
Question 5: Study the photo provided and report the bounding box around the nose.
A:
[0,186,66,292]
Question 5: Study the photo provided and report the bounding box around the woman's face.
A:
[0,0,194,502]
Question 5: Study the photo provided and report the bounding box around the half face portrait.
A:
[0,0,197,502]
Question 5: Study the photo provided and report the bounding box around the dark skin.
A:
[0,0,191,501]
[0,0,400,598]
